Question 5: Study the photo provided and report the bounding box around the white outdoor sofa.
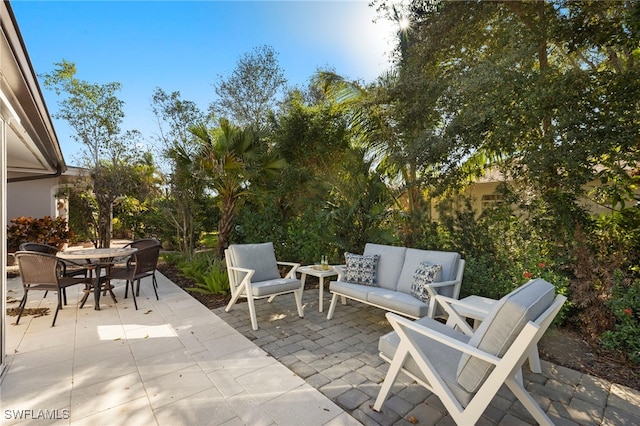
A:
[326,243,465,320]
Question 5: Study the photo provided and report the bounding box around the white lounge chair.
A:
[374,278,566,425]
[225,242,304,330]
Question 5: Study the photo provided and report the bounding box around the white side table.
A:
[297,265,339,312]
[452,295,542,373]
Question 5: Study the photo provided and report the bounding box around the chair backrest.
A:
[128,238,161,250]
[132,245,161,276]
[226,242,280,283]
[15,251,60,286]
[18,242,60,255]
[363,244,407,290]
[396,248,462,296]
[456,278,556,393]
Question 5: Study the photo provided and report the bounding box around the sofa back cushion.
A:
[363,244,407,290]
[396,249,460,295]
[228,242,281,283]
[456,278,556,393]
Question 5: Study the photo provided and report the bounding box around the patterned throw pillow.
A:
[344,252,380,286]
[410,262,443,303]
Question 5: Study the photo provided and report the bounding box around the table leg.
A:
[319,276,324,312]
[94,263,102,310]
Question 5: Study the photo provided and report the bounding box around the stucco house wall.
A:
[6,167,84,226]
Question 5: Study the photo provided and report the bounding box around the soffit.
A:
[1,1,65,175]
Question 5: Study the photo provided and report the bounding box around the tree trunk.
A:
[216,196,236,259]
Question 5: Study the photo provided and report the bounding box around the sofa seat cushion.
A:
[396,249,460,296]
[251,278,301,297]
[456,278,556,393]
[379,316,474,407]
[329,280,372,301]
[367,287,429,318]
[364,244,407,290]
[344,252,380,286]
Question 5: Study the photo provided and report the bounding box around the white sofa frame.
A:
[327,243,465,320]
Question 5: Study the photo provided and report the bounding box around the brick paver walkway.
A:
[214,287,640,425]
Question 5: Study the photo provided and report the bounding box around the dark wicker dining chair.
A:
[18,242,89,279]
[14,251,90,326]
[108,244,161,310]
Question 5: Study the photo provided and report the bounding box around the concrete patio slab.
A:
[1,273,355,426]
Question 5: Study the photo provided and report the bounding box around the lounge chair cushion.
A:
[409,262,443,303]
[344,252,380,286]
[379,316,475,407]
[363,244,407,290]
[229,243,281,283]
[456,278,556,393]
[250,278,302,297]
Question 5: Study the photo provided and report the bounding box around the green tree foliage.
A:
[367,0,640,336]
[191,118,285,258]
[42,60,159,247]
[210,45,287,128]
[151,88,208,253]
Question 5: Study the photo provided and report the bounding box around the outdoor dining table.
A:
[57,247,138,310]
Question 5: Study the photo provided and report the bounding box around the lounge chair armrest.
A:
[432,295,479,335]
[227,265,255,279]
[386,312,501,366]
[277,261,300,278]
[436,295,492,317]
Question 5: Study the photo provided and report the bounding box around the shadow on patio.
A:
[1,272,355,426]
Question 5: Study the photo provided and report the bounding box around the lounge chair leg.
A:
[225,286,244,313]
[247,296,259,331]
[374,347,409,411]
[528,347,542,373]
[505,377,554,426]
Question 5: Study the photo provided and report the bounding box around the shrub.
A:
[7,216,73,251]
[600,274,640,365]
[177,252,229,295]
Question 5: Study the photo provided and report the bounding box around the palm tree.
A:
[190,118,285,258]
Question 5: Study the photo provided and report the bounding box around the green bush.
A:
[601,275,640,365]
[178,252,229,295]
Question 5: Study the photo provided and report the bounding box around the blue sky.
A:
[10,1,398,166]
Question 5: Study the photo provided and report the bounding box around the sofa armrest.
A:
[432,295,479,336]
[333,264,346,281]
